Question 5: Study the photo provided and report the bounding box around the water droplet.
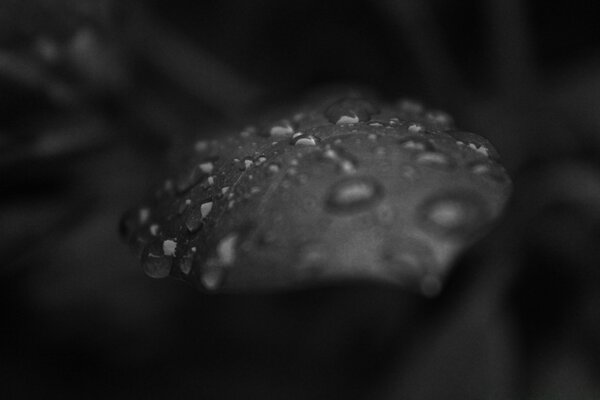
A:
[184,205,204,233]
[408,123,424,133]
[325,98,378,124]
[425,110,454,129]
[257,155,267,165]
[469,161,509,183]
[214,233,238,267]
[243,158,254,169]
[268,119,295,137]
[399,137,432,151]
[221,186,230,194]
[240,125,256,138]
[138,208,150,224]
[199,161,214,174]
[290,133,319,146]
[325,177,384,213]
[142,248,172,279]
[149,224,159,236]
[201,201,213,218]
[200,264,226,291]
[447,130,499,160]
[415,151,452,167]
[195,140,208,152]
[267,163,280,174]
[162,239,177,256]
[179,253,194,275]
[207,176,215,186]
[419,191,491,238]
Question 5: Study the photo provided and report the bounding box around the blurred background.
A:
[2,0,600,398]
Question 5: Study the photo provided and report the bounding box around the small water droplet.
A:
[214,233,238,267]
[419,191,491,238]
[201,201,213,218]
[325,98,378,124]
[290,133,319,146]
[408,123,424,133]
[257,155,267,165]
[179,253,194,275]
[415,152,453,169]
[199,161,214,174]
[243,158,254,169]
[149,224,159,236]
[447,130,499,160]
[325,176,384,213]
[207,176,215,185]
[142,248,172,279]
[221,186,230,194]
[138,208,150,224]
[425,110,454,129]
[267,163,280,174]
[399,137,432,151]
[200,264,226,291]
[268,119,295,137]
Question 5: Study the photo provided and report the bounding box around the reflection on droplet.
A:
[162,239,177,256]
[419,191,491,238]
[325,176,384,213]
[325,97,378,124]
[201,201,213,218]
[199,161,214,174]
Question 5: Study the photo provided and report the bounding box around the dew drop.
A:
[447,130,499,160]
[221,186,230,194]
[138,208,150,224]
[418,191,491,238]
[201,201,213,218]
[207,176,215,185]
[149,224,159,236]
[267,163,280,174]
[215,233,238,267]
[199,161,214,174]
[415,152,453,169]
[325,177,384,213]
[291,133,319,146]
[269,119,295,137]
[200,264,226,291]
[142,248,172,279]
[325,98,378,124]
[399,137,432,151]
[408,123,424,133]
[244,158,254,169]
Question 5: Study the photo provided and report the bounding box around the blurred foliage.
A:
[2,0,600,399]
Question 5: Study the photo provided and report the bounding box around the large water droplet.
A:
[418,191,491,238]
[142,247,172,279]
[325,98,378,124]
[267,119,295,138]
[325,177,384,213]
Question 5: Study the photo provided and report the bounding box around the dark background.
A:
[2,0,600,398]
